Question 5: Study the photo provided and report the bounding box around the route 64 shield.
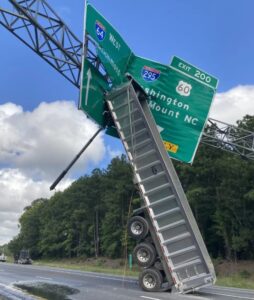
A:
[95,20,106,41]
[176,80,192,97]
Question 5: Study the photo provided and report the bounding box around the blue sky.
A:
[0,0,254,244]
[1,0,254,109]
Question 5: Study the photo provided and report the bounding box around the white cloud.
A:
[210,85,254,124]
[0,168,72,245]
[0,101,106,180]
[106,145,124,159]
[0,102,23,119]
[0,101,107,245]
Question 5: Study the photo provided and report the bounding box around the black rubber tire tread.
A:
[133,242,156,267]
[139,267,163,292]
[127,216,149,240]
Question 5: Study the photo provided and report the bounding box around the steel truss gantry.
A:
[0,0,253,160]
[0,0,83,87]
[203,118,254,160]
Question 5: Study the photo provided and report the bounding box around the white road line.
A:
[140,296,162,300]
[207,292,254,300]
[36,276,53,280]
[15,265,135,283]
[185,295,210,300]
[58,271,135,283]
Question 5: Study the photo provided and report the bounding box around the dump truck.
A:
[106,81,216,294]
[14,250,32,265]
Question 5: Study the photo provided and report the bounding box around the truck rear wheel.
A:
[139,268,163,292]
[133,242,156,267]
[127,216,149,240]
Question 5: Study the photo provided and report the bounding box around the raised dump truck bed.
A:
[106,81,216,294]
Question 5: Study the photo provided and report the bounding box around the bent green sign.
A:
[79,59,109,126]
[79,59,119,137]
[127,55,217,163]
[85,4,133,84]
[80,4,133,135]
[81,4,219,163]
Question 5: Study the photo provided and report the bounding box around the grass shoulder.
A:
[33,257,139,277]
[214,259,254,289]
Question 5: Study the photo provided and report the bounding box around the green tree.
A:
[101,155,138,258]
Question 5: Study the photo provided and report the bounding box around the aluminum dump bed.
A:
[106,82,216,293]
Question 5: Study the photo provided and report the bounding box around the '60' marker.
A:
[176,80,192,97]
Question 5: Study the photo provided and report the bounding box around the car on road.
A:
[0,254,6,262]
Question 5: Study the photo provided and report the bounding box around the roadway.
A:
[0,262,254,300]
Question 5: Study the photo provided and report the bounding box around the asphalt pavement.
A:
[0,262,253,300]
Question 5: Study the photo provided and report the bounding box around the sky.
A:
[0,0,254,245]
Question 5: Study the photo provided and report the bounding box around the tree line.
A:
[8,115,254,261]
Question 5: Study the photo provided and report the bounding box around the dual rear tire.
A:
[127,216,149,240]
[133,242,156,268]
[139,268,163,292]
[128,215,164,292]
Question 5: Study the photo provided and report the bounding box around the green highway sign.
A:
[170,56,218,89]
[127,55,217,163]
[85,4,133,84]
[79,59,109,126]
[81,4,219,161]
[80,3,133,136]
[79,59,119,137]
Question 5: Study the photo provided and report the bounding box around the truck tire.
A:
[139,268,163,292]
[127,216,149,240]
[133,242,156,267]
